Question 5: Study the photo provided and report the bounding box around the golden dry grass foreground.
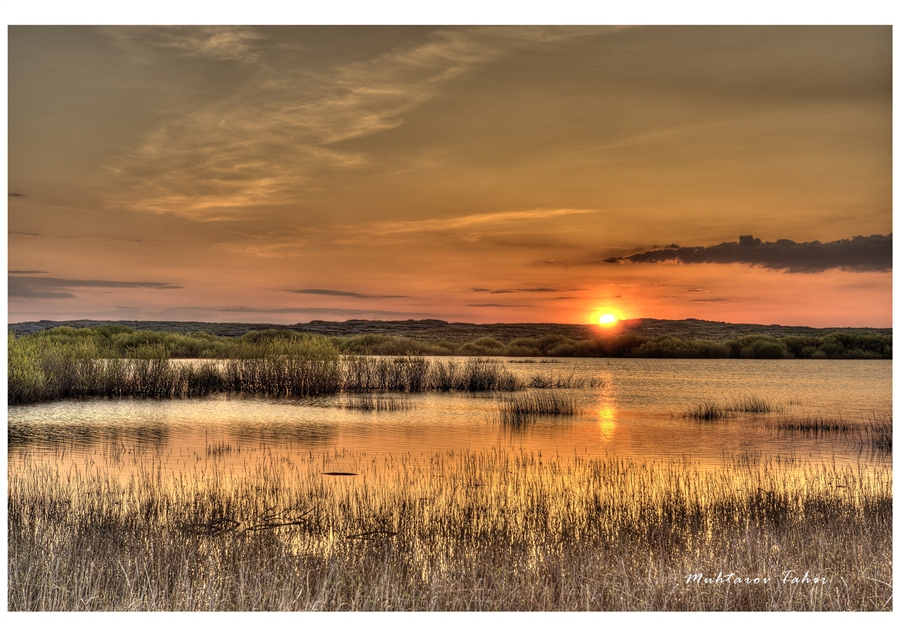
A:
[8,444,891,611]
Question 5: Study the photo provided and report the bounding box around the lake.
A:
[8,357,891,474]
[8,356,893,611]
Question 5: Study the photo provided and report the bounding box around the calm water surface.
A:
[8,358,892,473]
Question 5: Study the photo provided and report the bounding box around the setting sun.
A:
[598,313,618,326]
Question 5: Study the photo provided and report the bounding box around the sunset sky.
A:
[6,24,892,327]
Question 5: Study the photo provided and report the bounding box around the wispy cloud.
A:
[604,234,892,273]
[122,26,267,62]
[188,306,433,318]
[104,27,613,220]
[215,209,594,257]
[471,286,580,294]
[466,303,534,307]
[549,120,735,160]
[8,276,182,299]
[373,209,594,235]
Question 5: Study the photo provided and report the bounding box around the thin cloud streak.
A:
[372,209,595,235]
[9,276,183,299]
[471,286,580,294]
[215,209,595,257]
[467,303,534,308]
[188,306,436,318]
[291,288,408,299]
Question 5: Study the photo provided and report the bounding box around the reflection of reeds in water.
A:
[682,399,730,420]
[340,394,414,411]
[8,448,890,611]
[102,440,128,465]
[526,370,602,389]
[768,414,892,454]
[727,394,784,414]
[206,440,240,456]
[496,390,580,425]
[682,395,784,420]
[860,416,893,452]
[772,416,855,433]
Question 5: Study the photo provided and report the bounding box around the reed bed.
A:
[525,370,603,389]
[206,440,241,457]
[8,447,891,611]
[8,332,526,405]
[726,394,784,414]
[859,416,893,453]
[682,399,731,420]
[496,390,580,425]
[681,395,784,420]
[772,416,856,434]
[341,356,520,393]
[767,414,892,454]
[425,357,522,392]
[340,394,414,411]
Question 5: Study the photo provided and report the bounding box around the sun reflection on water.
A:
[597,404,617,440]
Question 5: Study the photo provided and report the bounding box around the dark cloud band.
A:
[9,276,182,299]
[604,234,892,273]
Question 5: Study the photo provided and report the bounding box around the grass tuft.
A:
[341,394,414,411]
[682,399,731,420]
[682,395,784,420]
[768,414,892,454]
[496,390,580,425]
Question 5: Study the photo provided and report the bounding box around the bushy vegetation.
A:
[7,333,342,405]
[9,324,891,362]
[8,447,891,611]
[7,325,891,405]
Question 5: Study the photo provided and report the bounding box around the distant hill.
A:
[7,317,891,342]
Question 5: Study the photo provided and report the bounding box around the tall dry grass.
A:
[8,447,891,611]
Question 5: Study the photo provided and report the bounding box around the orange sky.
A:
[6,24,892,328]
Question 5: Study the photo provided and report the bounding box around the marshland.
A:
[7,326,893,611]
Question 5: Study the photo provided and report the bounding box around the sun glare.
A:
[598,313,618,326]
